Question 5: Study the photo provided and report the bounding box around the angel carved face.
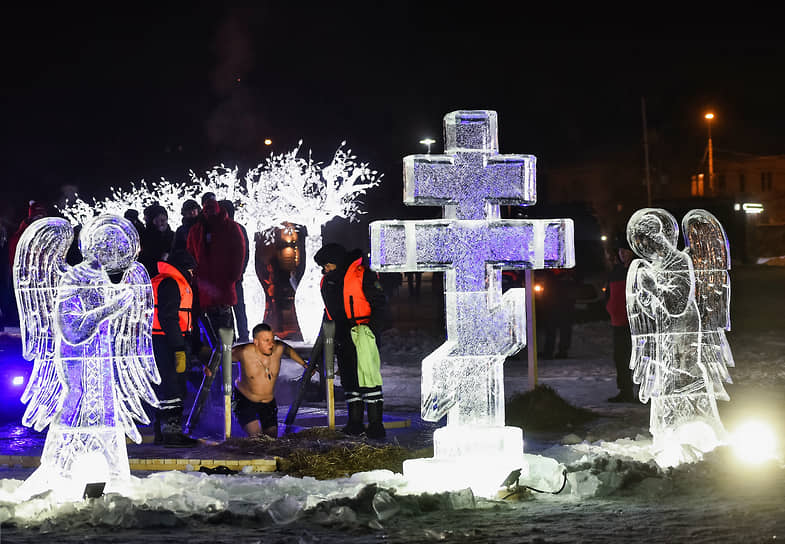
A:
[79,217,140,273]
[628,211,678,262]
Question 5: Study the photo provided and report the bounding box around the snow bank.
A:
[4,433,781,532]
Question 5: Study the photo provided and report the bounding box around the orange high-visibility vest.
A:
[343,257,371,324]
[320,257,372,324]
[152,261,193,335]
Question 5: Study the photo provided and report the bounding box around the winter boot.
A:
[343,401,366,436]
[159,413,199,447]
[365,401,386,440]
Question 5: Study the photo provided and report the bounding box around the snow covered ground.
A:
[1,265,784,543]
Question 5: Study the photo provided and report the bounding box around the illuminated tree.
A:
[59,142,381,345]
[246,142,382,344]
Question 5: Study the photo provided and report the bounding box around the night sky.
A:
[3,5,785,227]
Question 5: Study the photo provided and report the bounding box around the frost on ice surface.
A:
[12,215,159,501]
[626,208,734,467]
[370,110,574,496]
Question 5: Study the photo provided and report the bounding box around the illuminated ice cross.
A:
[370,110,574,496]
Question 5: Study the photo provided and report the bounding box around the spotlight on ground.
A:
[730,420,778,465]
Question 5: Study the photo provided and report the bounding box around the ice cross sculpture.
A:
[626,208,734,467]
[13,215,159,501]
[370,110,574,496]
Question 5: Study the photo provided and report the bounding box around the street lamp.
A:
[705,113,714,195]
[419,138,436,154]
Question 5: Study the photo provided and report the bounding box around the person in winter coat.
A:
[172,199,200,252]
[8,200,48,266]
[314,243,387,439]
[187,195,246,313]
[186,193,246,437]
[151,249,199,446]
[219,199,250,343]
[139,203,174,278]
[606,234,636,403]
[539,268,578,359]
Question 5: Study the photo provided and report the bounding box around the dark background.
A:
[2,4,784,227]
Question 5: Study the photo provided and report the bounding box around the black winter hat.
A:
[167,249,197,274]
[143,203,167,223]
[314,243,347,266]
[181,199,200,215]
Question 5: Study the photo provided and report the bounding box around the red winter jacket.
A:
[605,263,629,327]
[186,206,246,309]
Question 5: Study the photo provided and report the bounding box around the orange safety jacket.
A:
[152,262,193,335]
[321,257,372,325]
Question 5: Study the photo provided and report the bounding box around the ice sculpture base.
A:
[16,425,130,502]
[403,425,526,497]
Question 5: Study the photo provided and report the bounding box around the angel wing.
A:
[682,209,734,397]
[111,254,160,444]
[682,209,731,331]
[12,218,73,430]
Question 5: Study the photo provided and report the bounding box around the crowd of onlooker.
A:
[0,196,638,447]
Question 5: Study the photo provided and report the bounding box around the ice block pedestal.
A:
[404,425,526,497]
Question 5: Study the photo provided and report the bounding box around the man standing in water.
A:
[229,323,307,437]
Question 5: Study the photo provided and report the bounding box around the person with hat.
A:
[151,249,200,446]
[186,192,246,438]
[139,203,174,278]
[314,242,387,439]
[606,233,636,403]
[172,199,201,253]
[123,209,145,235]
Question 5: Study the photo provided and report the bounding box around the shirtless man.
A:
[230,323,307,437]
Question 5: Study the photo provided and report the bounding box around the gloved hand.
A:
[175,350,187,373]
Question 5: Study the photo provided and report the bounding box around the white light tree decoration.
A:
[59,145,380,345]
[58,170,273,333]
[59,178,205,227]
[369,110,574,497]
[626,208,734,467]
[247,142,382,344]
[13,215,159,501]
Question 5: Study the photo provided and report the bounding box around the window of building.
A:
[761,172,766,191]
[768,171,773,191]
[739,173,745,192]
[718,174,726,191]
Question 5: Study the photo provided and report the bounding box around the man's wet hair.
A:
[253,323,272,337]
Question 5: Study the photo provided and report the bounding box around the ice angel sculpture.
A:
[626,208,733,467]
[13,215,159,501]
[370,110,574,496]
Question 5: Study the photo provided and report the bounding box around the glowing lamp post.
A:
[419,138,436,154]
[705,112,714,195]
